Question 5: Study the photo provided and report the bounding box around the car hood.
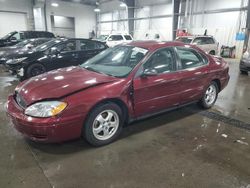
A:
[0,46,22,57]
[5,50,42,60]
[16,66,118,106]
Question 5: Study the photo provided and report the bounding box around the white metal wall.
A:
[99,10,128,35]
[134,3,173,40]
[0,12,28,37]
[0,0,33,37]
[181,0,248,47]
[46,0,96,38]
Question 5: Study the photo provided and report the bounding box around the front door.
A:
[133,47,181,117]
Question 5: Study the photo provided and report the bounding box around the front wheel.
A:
[25,63,46,79]
[83,103,124,146]
[199,81,218,109]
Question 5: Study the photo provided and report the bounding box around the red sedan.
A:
[6,41,230,146]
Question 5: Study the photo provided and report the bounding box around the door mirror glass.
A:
[10,37,17,42]
[142,68,158,77]
[26,44,34,49]
[50,47,60,55]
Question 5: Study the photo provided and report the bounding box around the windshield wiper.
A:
[82,66,116,77]
[83,66,102,74]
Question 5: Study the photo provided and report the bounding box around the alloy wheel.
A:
[92,110,119,141]
[204,84,217,105]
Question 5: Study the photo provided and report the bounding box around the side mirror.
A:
[50,47,60,55]
[142,68,158,77]
[10,37,17,42]
[26,44,34,49]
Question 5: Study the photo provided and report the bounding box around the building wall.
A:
[98,1,129,35]
[0,0,34,35]
[134,3,173,40]
[181,0,248,47]
[45,0,96,38]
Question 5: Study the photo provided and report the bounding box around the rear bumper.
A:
[220,74,230,91]
[6,95,85,143]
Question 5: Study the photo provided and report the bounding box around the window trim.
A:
[58,40,77,53]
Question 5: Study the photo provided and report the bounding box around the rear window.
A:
[124,35,132,40]
[108,35,123,41]
[176,37,192,44]
[193,37,215,45]
[176,47,207,69]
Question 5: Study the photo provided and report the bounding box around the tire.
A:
[199,81,219,109]
[240,70,248,75]
[83,102,124,146]
[25,63,46,79]
[209,50,215,55]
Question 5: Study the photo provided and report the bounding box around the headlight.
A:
[6,57,27,64]
[25,101,67,118]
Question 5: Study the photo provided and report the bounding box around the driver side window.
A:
[144,48,175,74]
[56,41,77,52]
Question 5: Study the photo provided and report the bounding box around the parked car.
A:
[6,41,229,146]
[98,34,133,47]
[176,35,219,55]
[4,38,108,79]
[0,31,55,47]
[0,38,52,64]
[240,50,250,74]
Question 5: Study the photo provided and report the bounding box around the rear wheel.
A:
[26,63,46,79]
[240,70,248,75]
[199,81,218,109]
[209,50,215,55]
[83,102,124,146]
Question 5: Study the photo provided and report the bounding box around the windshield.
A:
[15,39,32,47]
[176,37,193,44]
[1,32,16,40]
[34,39,62,51]
[80,46,148,77]
[97,35,108,41]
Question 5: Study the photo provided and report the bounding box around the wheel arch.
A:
[209,50,216,55]
[85,98,130,127]
[211,79,221,91]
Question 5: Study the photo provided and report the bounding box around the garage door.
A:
[0,11,28,38]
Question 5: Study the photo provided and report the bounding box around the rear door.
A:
[175,47,209,104]
[133,47,181,117]
[48,40,78,69]
[78,40,107,64]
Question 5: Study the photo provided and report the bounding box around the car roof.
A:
[126,40,192,51]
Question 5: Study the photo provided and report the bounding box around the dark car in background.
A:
[4,38,108,79]
[0,38,52,64]
[0,31,55,47]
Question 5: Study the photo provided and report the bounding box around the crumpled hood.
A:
[16,66,118,106]
[0,46,23,57]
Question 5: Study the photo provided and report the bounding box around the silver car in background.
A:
[176,35,219,55]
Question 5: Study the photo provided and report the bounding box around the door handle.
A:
[72,53,78,58]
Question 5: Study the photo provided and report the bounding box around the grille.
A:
[15,92,27,109]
